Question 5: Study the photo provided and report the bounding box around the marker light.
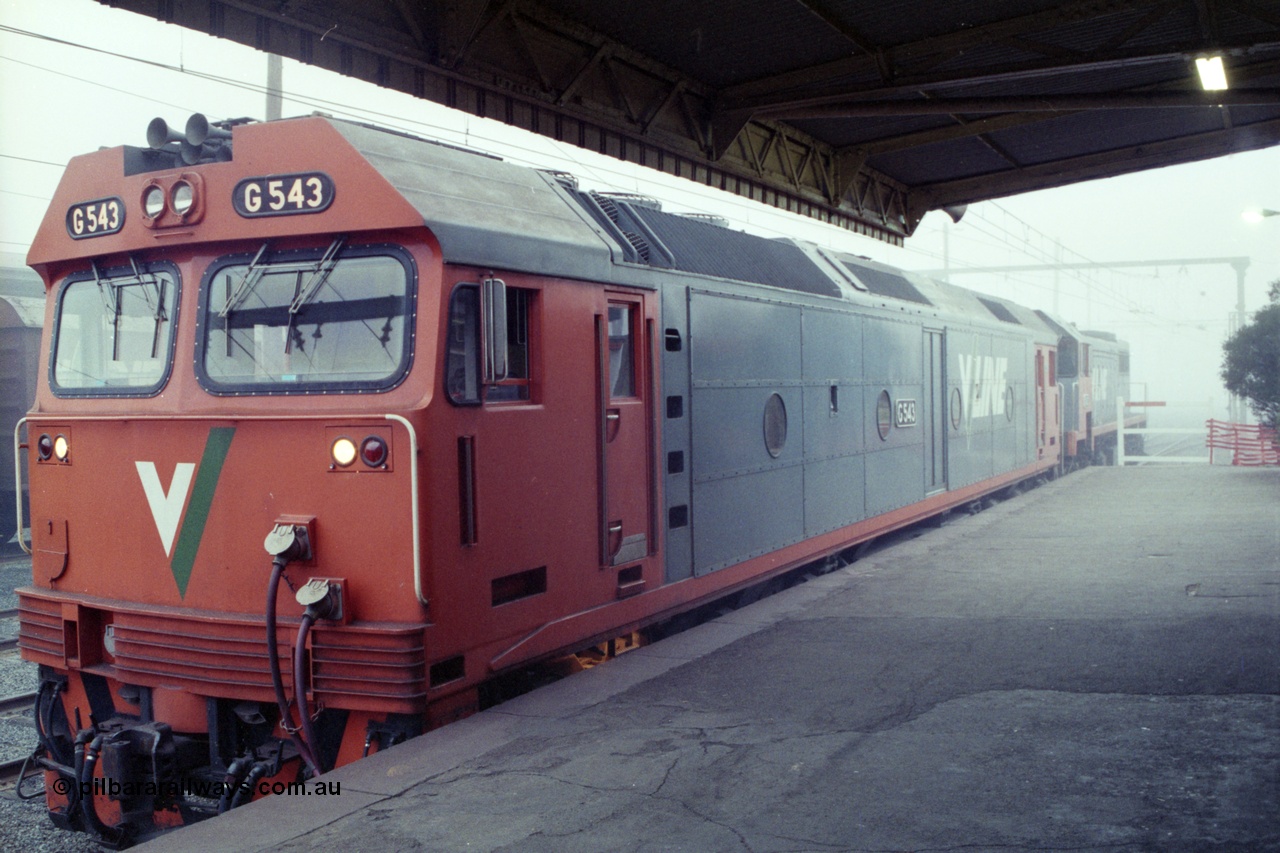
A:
[360,436,388,468]
[331,437,357,468]
[171,181,195,215]
[53,435,69,461]
[37,434,53,461]
[143,185,166,218]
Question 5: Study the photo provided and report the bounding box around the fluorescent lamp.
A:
[1196,55,1228,91]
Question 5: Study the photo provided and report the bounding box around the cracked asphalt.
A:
[146,466,1279,853]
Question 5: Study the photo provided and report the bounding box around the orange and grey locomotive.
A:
[16,113,1130,845]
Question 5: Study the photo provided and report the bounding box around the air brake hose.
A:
[78,733,125,846]
[293,612,323,774]
[35,679,73,767]
[71,729,91,812]
[217,756,252,814]
[266,556,321,777]
[231,760,271,809]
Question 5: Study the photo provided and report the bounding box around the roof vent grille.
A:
[978,297,1021,324]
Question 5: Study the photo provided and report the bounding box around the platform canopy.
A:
[99,0,1280,244]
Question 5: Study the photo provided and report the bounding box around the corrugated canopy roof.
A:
[99,0,1280,245]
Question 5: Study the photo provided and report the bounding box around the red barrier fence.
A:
[1206,419,1280,466]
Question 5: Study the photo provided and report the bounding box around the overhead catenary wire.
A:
[0,23,1243,339]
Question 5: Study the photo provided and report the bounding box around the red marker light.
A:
[360,436,388,468]
[37,434,53,461]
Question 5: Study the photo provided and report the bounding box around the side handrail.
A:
[384,413,426,608]
[13,417,30,554]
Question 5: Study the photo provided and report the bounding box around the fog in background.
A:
[3,0,1278,430]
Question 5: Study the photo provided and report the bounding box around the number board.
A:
[895,398,918,428]
[233,172,335,218]
[66,197,124,239]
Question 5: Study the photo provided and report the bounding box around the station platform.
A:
[133,465,1278,851]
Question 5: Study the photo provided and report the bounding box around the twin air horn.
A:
[146,113,237,165]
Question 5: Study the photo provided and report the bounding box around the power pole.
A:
[266,54,283,121]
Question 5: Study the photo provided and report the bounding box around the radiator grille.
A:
[17,594,63,664]
[17,590,427,714]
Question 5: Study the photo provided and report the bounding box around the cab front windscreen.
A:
[50,261,179,397]
[197,242,416,394]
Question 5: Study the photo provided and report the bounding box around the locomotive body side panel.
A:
[688,291,804,574]
[862,315,926,519]
[947,329,995,489]
[420,265,664,698]
[1087,344,1122,434]
[660,285,693,583]
[801,306,867,537]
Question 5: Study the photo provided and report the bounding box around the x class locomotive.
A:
[16,113,1134,844]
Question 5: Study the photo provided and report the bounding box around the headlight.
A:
[331,437,357,468]
[53,434,70,461]
[142,185,166,218]
[171,181,195,215]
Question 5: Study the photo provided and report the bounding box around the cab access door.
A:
[596,294,654,569]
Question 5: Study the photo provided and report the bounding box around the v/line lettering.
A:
[956,354,1009,421]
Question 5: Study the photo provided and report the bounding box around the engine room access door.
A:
[925,329,947,493]
[597,296,653,567]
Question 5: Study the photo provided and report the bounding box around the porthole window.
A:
[763,393,787,458]
[876,390,892,441]
[1005,386,1015,421]
[950,387,962,430]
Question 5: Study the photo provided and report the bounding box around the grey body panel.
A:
[676,278,1056,578]
[688,292,805,574]
[661,288,694,583]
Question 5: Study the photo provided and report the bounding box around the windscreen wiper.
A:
[91,256,164,361]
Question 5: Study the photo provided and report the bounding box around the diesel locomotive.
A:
[15,112,1135,845]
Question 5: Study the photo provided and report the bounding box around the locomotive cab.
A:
[18,115,457,843]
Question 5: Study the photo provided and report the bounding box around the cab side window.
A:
[488,288,532,402]
[445,282,534,405]
[446,285,481,404]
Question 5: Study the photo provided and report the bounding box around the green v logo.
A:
[135,427,236,598]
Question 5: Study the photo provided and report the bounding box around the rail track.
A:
[0,689,34,715]
[0,607,18,652]
[0,751,36,789]
[0,686,37,789]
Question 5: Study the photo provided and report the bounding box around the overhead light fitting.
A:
[1195,55,1229,91]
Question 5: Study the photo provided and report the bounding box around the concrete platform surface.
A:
[144,466,1280,852]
